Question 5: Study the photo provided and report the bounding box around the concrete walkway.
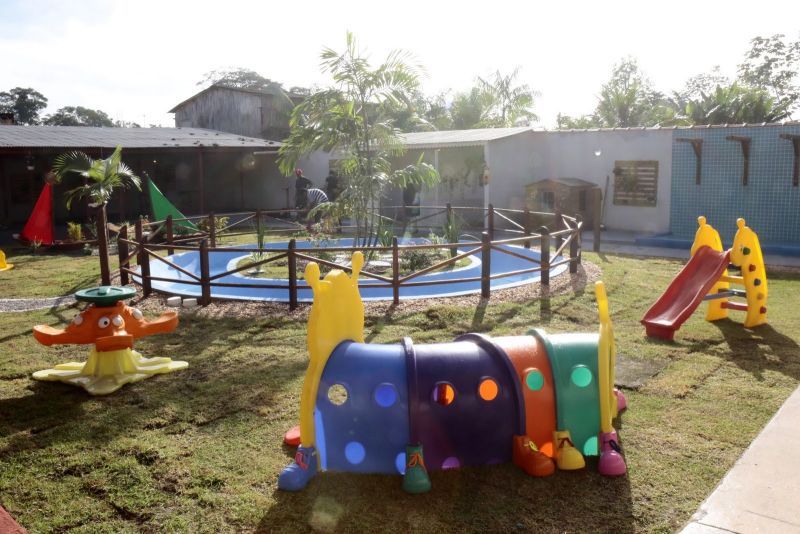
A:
[583,230,800,268]
[681,385,800,533]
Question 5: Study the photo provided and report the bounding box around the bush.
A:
[66,222,83,242]
[197,216,229,234]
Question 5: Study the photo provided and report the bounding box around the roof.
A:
[169,84,302,113]
[538,121,800,133]
[0,125,282,149]
[527,177,597,188]
[400,127,533,149]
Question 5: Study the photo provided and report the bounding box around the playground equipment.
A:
[146,175,198,232]
[32,286,188,395]
[642,217,768,340]
[278,253,627,493]
[0,250,13,271]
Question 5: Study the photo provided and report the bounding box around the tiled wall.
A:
[670,125,800,244]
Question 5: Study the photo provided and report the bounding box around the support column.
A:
[482,143,491,231]
[197,149,205,214]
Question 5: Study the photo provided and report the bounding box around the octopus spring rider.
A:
[279,253,627,493]
[32,286,188,395]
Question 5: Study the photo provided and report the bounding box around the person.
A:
[325,171,340,201]
[294,168,313,210]
[304,188,329,230]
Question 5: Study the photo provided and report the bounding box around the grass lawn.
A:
[1,251,799,532]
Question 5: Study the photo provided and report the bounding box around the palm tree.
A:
[477,68,539,126]
[53,145,141,284]
[278,33,439,247]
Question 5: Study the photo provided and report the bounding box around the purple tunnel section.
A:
[315,341,409,474]
[402,336,525,471]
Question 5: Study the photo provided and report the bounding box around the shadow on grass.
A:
[258,463,634,532]
[706,320,800,381]
[0,314,308,454]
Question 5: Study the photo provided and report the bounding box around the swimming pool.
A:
[136,238,568,302]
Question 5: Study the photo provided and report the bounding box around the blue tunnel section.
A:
[315,341,409,474]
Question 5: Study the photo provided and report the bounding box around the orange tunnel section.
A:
[494,335,557,458]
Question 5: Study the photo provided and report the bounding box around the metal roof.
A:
[528,177,597,188]
[535,121,800,133]
[400,127,533,148]
[0,125,282,149]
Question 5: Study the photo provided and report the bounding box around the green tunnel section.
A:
[531,329,601,457]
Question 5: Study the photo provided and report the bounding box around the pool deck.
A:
[680,385,800,533]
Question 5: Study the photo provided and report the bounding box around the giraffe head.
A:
[730,218,761,268]
[305,252,365,365]
[691,216,724,256]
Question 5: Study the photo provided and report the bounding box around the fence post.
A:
[208,212,216,248]
[288,238,298,310]
[523,208,531,249]
[593,188,602,253]
[118,224,129,285]
[199,239,211,305]
[487,204,495,241]
[166,215,174,256]
[135,219,151,297]
[570,217,580,274]
[96,208,111,286]
[553,205,563,252]
[539,226,550,287]
[481,231,491,299]
[392,237,400,305]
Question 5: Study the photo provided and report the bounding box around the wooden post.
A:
[96,207,111,286]
[553,204,563,252]
[208,212,216,248]
[523,208,531,249]
[118,224,129,285]
[135,218,151,297]
[569,217,580,274]
[392,237,400,305]
[256,208,263,240]
[197,149,205,214]
[288,238,298,310]
[446,202,453,228]
[593,188,602,253]
[166,215,174,256]
[481,231,491,299]
[199,239,211,305]
[539,226,550,286]
[487,204,495,241]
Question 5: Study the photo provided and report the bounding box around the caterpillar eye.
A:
[97,317,111,328]
[72,314,84,326]
[112,315,124,327]
[131,308,143,320]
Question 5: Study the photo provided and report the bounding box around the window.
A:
[613,160,658,206]
[540,191,555,210]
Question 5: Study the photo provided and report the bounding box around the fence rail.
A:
[104,204,583,308]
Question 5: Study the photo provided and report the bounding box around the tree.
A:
[278,33,439,247]
[44,106,115,127]
[477,68,539,126]
[556,113,602,129]
[198,67,284,92]
[0,87,48,125]
[594,58,671,127]
[678,83,791,125]
[53,145,141,284]
[449,87,496,129]
[738,33,800,113]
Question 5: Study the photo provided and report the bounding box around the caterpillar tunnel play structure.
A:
[279,253,627,493]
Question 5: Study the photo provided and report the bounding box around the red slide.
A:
[641,246,730,340]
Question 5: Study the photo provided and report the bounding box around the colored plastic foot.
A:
[598,431,627,476]
[402,444,431,494]
[512,435,555,477]
[553,430,585,470]
[614,388,628,412]
[278,446,317,491]
[283,425,301,447]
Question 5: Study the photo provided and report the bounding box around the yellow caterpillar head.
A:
[730,218,761,267]
[305,252,365,364]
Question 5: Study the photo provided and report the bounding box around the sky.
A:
[1,0,799,129]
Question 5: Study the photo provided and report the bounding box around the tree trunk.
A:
[96,204,111,286]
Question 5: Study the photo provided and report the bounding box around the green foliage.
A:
[53,145,141,209]
[477,67,539,126]
[738,33,800,112]
[278,32,439,247]
[676,83,792,125]
[66,222,83,242]
[197,216,230,234]
[44,106,115,127]
[0,87,48,125]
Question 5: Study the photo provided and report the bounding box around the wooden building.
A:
[170,84,301,141]
[0,125,285,231]
[525,177,601,229]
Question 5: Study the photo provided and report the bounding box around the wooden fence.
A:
[106,204,583,309]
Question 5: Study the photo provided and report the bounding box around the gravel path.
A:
[0,295,76,313]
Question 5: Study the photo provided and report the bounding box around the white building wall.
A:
[485,130,673,233]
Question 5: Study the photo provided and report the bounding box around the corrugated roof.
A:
[400,127,533,148]
[528,177,597,188]
[536,121,800,133]
[0,125,282,149]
